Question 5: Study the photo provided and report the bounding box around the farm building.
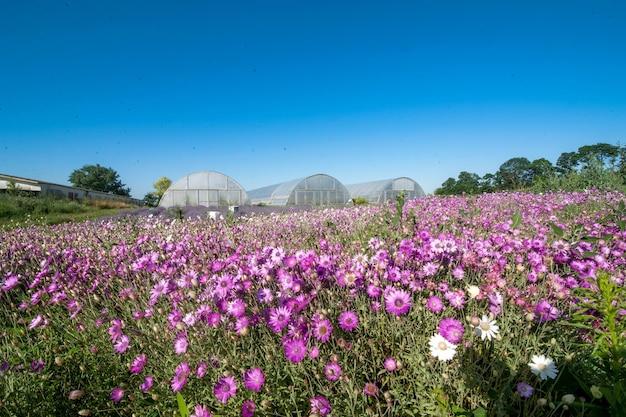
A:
[158,171,250,208]
[0,173,142,204]
[345,177,426,204]
[247,174,350,206]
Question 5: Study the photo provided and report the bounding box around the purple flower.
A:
[310,396,332,416]
[426,295,444,313]
[113,334,130,354]
[108,318,123,342]
[535,300,560,321]
[338,311,359,331]
[283,338,307,363]
[517,382,534,398]
[196,361,207,378]
[363,382,379,396]
[384,357,397,371]
[308,345,320,359]
[1,273,19,291]
[243,367,265,392]
[241,400,256,417]
[438,317,465,344]
[29,315,43,330]
[268,306,292,333]
[324,362,342,381]
[130,354,147,374]
[110,387,124,403]
[190,404,212,417]
[141,376,154,392]
[30,359,44,373]
[384,288,413,316]
[213,375,237,404]
[171,362,190,392]
[313,318,333,343]
[174,333,188,354]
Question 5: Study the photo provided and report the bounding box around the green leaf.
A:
[473,407,488,417]
[549,222,564,237]
[511,212,522,230]
[176,392,190,417]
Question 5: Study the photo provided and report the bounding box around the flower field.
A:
[1,190,625,416]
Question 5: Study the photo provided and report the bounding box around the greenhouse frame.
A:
[158,171,250,208]
[247,174,350,206]
[345,177,426,204]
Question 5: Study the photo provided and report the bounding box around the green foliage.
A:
[68,164,131,196]
[351,197,369,205]
[563,271,626,416]
[438,142,626,195]
[0,194,134,229]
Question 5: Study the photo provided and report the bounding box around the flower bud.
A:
[68,390,85,400]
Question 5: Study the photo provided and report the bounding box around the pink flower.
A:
[324,362,342,381]
[268,306,291,333]
[313,318,333,343]
[110,387,124,403]
[174,333,188,354]
[363,382,378,396]
[113,335,130,354]
[310,396,332,416]
[141,376,154,392]
[426,295,444,313]
[384,357,397,371]
[338,311,359,331]
[108,318,123,342]
[241,400,256,417]
[308,345,320,359]
[190,404,212,417]
[171,362,190,392]
[283,338,307,363]
[438,317,465,344]
[384,288,413,316]
[29,315,43,330]
[130,354,147,374]
[196,361,207,378]
[243,367,265,392]
[213,375,237,404]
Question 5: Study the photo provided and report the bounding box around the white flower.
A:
[472,315,499,341]
[467,285,480,299]
[429,333,457,361]
[528,354,559,380]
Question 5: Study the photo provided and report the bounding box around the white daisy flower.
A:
[472,314,499,341]
[429,333,457,362]
[528,354,558,380]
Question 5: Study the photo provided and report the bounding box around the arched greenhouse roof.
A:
[345,177,426,204]
[159,171,250,208]
[247,174,350,206]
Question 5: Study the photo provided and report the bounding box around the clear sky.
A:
[2,1,625,199]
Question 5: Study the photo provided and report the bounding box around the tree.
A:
[529,158,555,182]
[153,177,172,198]
[495,157,533,190]
[143,176,172,206]
[68,164,131,196]
[556,151,580,174]
[434,172,482,195]
[577,143,620,168]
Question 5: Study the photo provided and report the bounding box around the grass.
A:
[0,194,139,229]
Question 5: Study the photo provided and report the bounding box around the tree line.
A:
[434,142,626,195]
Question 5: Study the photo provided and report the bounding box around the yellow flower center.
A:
[438,341,448,351]
[480,322,491,331]
[537,363,547,371]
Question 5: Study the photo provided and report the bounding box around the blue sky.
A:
[2,1,625,199]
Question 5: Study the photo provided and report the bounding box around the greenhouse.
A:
[158,171,250,208]
[345,177,426,204]
[247,174,350,206]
